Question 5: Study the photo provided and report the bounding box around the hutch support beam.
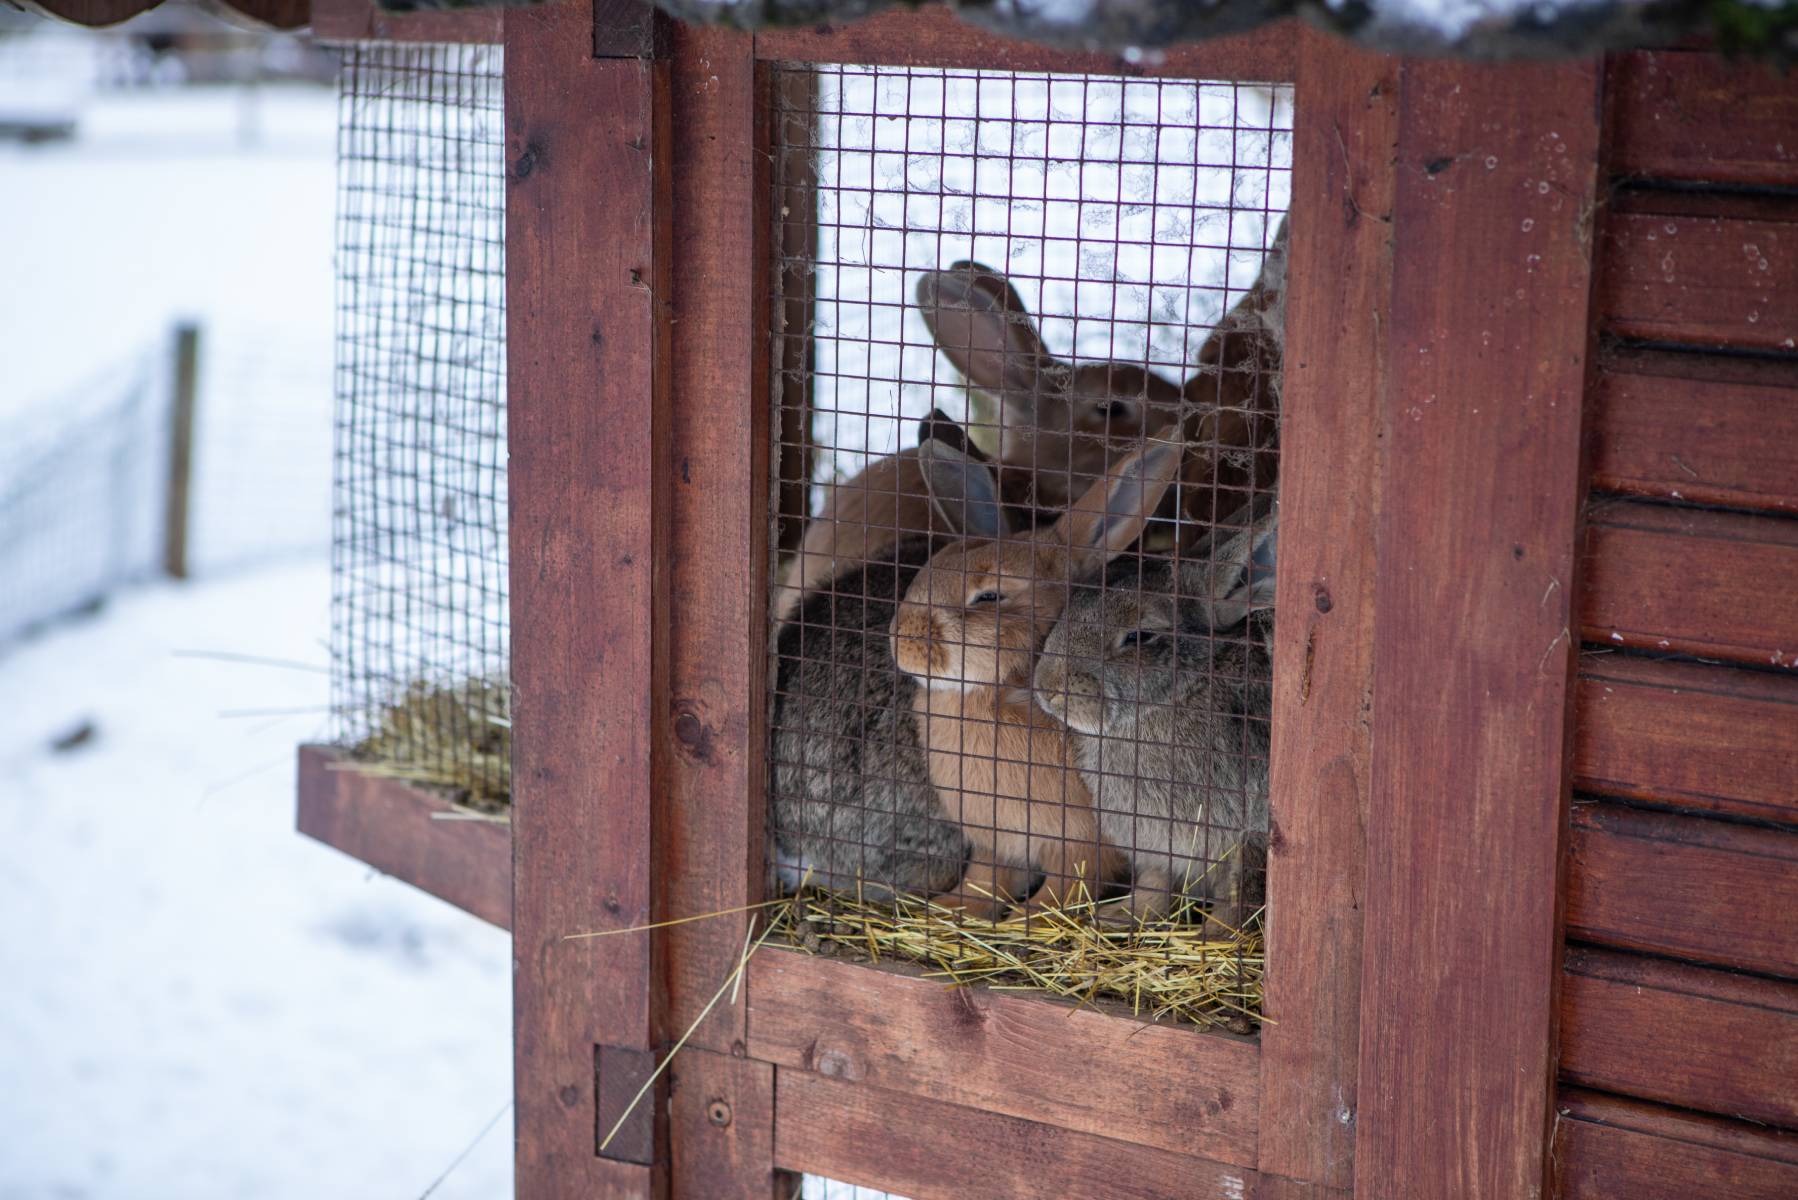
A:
[506,0,673,1192]
[1357,57,1603,1199]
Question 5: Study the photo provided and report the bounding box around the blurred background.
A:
[0,4,512,1196]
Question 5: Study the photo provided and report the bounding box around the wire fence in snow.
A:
[0,324,333,649]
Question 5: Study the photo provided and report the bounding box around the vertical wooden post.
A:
[1356,58,1602,1200]
[663,21,790,1200]
[505,0,670,1195]
[1257,29,1396,1198]
[163,321,200,581]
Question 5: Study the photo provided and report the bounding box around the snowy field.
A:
[0,565,513,1199]
[1,29,514,1198]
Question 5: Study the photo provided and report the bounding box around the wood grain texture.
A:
[1565,802,1798,979]
[671,1049,786,1200]
[1581,500,1798,669]
[1555,1087,1798,1200]
[296,745,512,930]
[774,1068,1262,1200]
[506,1,669,1193]
[310,0,501,43]
[754,6,1295,82]
[1600,207,1798,353]
[1561,947,1798,1130]
[1256,29,1393,1194]
[663,23,768,1060]
[1358,58,1601,1200]
[1607,50,1798,189]
[20,0,159,27]
[746,949,1259,1167]
[1589,356,1798,514]
[1575,654,1798,825]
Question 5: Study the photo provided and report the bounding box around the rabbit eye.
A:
[1117,629,1160,651]
[1092,399,1135,424]
[969,589,1004,606]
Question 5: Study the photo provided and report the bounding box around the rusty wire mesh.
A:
[329,42,510,813]
[766,62,1290,1025]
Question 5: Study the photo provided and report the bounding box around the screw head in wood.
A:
[707,1099,732,1128]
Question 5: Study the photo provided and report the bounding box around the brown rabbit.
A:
[774,225,1287,622]
[889,430,1187,918]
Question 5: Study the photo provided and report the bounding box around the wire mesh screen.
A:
[330,43,510,814]
[767,64,1289,1028]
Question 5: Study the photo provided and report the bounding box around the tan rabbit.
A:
[775,226,1287,622]
[889,431,1187,918]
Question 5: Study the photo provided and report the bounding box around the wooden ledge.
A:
[296,744,512,930]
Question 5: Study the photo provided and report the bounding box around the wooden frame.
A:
[295,3,1798,1197]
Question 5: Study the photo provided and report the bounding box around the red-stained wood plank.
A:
[663,24,769,1059]
[1607,50,1798,190]
[505,1,669,1193]
[1556,1087,1798,1200]
[670,1048,788,1200]
[21,0,159,24]
[773,1068,1262,1200]
[1575,654,1798,825]
[745,949,1260,1168]
[1560,947,1798,1130]
[1565,802,1798,979]
[1581,500,1798,670]
[1256,28,1393,1195]
[296,745,512,930]
[1357,58,1602,1200]
[1600,207,1798,353]
[310,0,501,44]
[1589,356,1798,514]
[754,5,1296,83]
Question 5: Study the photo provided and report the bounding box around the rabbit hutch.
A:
[27,0,1794,1191]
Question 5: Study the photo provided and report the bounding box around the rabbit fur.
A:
[1033,498,1278,934]
[769,534,971,899]
[889,431,1186,918]
[773,221,1287,623]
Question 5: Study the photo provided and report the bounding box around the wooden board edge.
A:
[310,0,503,44]
[754,6,1297,82]
[296,744,512,930]
[773,1068,1262,1200]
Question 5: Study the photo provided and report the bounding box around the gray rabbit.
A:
[1032,499,1278,934]
[769,533,972,900]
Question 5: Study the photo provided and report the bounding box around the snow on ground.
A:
[0,561,513,1200]
[0,77,337,414]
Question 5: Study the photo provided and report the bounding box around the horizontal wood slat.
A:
[773,1068,1260,1200]
[1561,947,1798,1130]
[1567,803,1798,978]
[1581,501,1798,669]
[746,949,1259,1167]
[1589,358,1798,514]
[1556,1087,1798,1200]
[1601,208,1798,352]
[753,6,1296,82]
[310,0,503,43]
[1607,51,1798,189]
[1575,655,1798,825]
[295,745,511,930]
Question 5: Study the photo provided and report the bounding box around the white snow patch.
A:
[0,561,513,1198]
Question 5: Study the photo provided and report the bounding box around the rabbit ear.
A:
[916,407,989,464]
[1053,427,1185,573]
[916,261,1059,404]
[1182,500,1279,630]
[918,437,1006,540]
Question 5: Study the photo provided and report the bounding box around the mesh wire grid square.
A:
[330,43,510,813]
[766,64,1289,1027]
